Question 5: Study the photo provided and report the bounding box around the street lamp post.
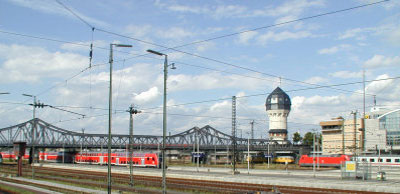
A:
[108,43,132,194]
[247,133,250,174]
[22,93,36,179]
[313,132,316,178]
[146,49,176,194]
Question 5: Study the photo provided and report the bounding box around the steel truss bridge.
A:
[0,118,310,153]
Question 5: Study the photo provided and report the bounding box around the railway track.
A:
[0,164,389,193]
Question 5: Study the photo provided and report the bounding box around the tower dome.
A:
[265,87,291,111]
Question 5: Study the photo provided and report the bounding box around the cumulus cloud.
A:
[132,87,159,104]
[6,0,108,27]
[364,55,400,69]
[304,76,328,84]
[0,44,87,83]
[318,44,350,55]
[60,40,107,52]
[157,27,194,40]
[155,0,324,20]
[168,72,269,92]
[237,31,258,44]
[196,41,215,52]
[329,71,363,79]
[258,30,311,45]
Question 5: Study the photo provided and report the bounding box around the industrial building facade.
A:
[320,108,400,155]
[320,118,363,155]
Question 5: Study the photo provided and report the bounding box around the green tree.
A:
[292,132,302,145]
[303,132,314,146]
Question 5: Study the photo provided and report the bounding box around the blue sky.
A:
[1,0,399,139]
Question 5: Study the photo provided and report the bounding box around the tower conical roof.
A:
[265,87,291,111]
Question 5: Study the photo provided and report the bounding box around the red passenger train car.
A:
[1,151,161,168]
[75,152,161,168]
[0,152,30,160]
[299,154,351,167]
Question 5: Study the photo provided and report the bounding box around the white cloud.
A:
[364,55,400,68]
[196,41,215,52]
[60,40,107,52]
[386,26,400,45]
[365,74,393,94]
[213,5,247,19]
[0,44,87,83]
[258,30,312,45]
[266,0,324,17]
[158,27,194,40]
[132,87,160,104]
[6,0,108,27]
[168,72,268,92]
[304,76,328,84]
[237,31,258,44]
[338,28,364,40]
[329,71,363,79]
[318,44,350,55]
[155,0,324,20]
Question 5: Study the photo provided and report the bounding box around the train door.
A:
[116,158,119,165]
[141,158,145,166]
[100,156,103,164]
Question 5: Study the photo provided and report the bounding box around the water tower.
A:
[265,87,291,142]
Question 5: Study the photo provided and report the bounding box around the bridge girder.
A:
[0,119,308,153]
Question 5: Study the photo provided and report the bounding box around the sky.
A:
[0,0,399,140]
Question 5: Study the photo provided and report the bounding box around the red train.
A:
[299,154,351,167]
[75,152,161,168]
[0,151,162,168]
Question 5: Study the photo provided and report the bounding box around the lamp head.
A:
[147,49,164,56]
[114,44,132,47]
[170,63,176,70]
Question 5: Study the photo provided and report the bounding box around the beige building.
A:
[320,118,364,155]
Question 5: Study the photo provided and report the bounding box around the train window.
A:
[395,159,400,163]
[152,157,155,161]
[370,158,375,162]
[378,159,383,162]
[362,158,366,162]
[386,159,391,162]
[147,157,149,161]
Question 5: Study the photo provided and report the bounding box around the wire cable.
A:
[55,0,388,96]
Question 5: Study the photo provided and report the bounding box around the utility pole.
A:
[197,131,200,171]
[342,118,345,155]
[81,128,85,163]
[362,69,366,152]
[313,132,316,177]
[351,111,357,155]
[231,96,237,174]
[127,105,140,187]
[22,94,37,179]
[250,120,254,140]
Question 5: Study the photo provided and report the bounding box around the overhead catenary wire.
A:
[2,0,387,101]
[2,0,392,128]
[46,75,400,113]
[56,0,388,97]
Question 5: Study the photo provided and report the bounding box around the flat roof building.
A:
[320,108,400,155]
